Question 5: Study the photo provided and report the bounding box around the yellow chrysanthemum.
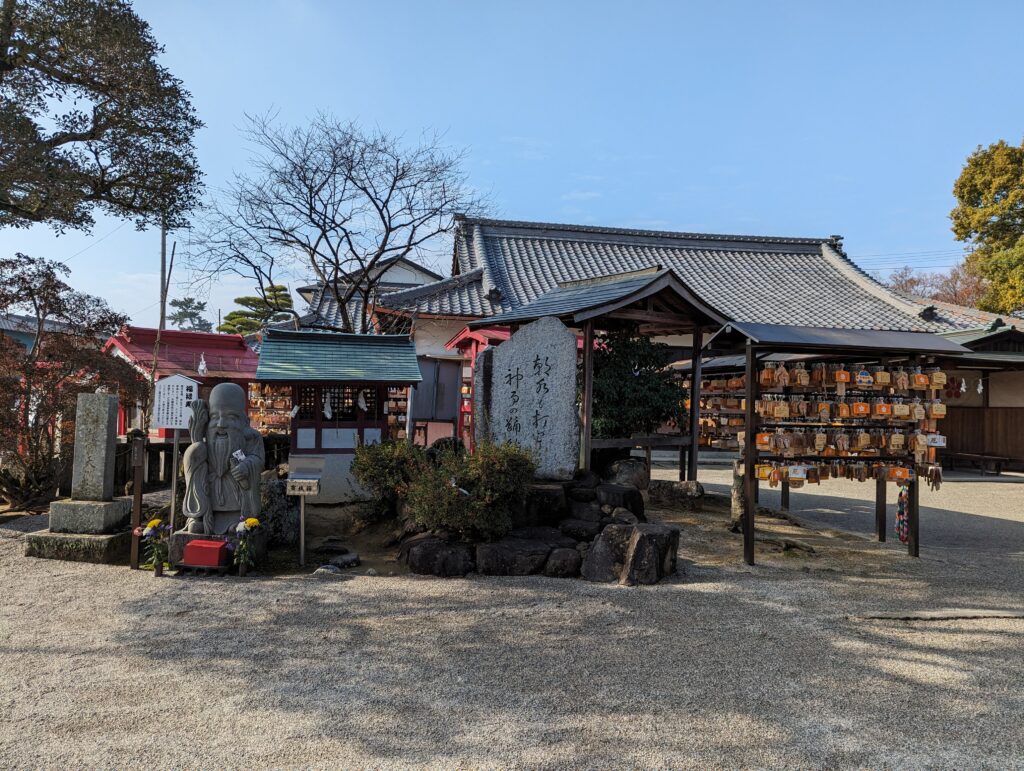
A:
[244,517,260,529]
[146,518,163,529]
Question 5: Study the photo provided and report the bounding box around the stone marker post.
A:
[48,393,129,534]
[474,316,580,480]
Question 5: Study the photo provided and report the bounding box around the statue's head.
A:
[208,383,249,447]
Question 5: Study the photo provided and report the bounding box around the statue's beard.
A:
[209,427,245,477]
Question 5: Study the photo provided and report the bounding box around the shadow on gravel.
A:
[107,562,1024,767]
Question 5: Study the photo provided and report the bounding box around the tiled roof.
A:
[377,217,979,333]
[377,268,505,317]
[900,295,1004,330]
[256,330,421,383]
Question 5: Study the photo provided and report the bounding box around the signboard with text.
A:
[152,374,201,430]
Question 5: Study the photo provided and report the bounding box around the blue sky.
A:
[3,0,1022,326]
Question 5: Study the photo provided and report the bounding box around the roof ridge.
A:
[455,214,834,246]
[380,268,483,304]
[818,244,932,329]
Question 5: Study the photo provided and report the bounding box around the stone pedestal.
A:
[49,498,129,534]
[25,530,131,564]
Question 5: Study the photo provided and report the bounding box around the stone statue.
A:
[182,382,265,535]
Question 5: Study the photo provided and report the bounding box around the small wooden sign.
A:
[287,476,321,496]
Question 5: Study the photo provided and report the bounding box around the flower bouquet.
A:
[134,517,172,576]
[233,516,261,576]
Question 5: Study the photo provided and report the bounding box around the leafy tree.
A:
[167,297,212,332]
[951,139,1024,313]
[0,254,148,509]
[191,113,485,333]
[0,0,203,232]
[217,284,293,335]
[591,330,685,439]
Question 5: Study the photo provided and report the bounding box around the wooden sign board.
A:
[152,374,201,429]
[287,476,321,496]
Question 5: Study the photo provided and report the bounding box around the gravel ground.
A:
[3,497,1024,769]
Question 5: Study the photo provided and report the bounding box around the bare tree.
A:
[190,113,485,333]
[883,263,988,309]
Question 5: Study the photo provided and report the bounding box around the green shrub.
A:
[405,441,536,541]
[351,439,428,518]
[592,330,685,438]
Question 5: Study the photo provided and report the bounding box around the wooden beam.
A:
[687,327,703,482]
[581,320,595,472]
[907,477,920,557]
[605,309,692,325]
[743,340,757,566]
[875,475,886,542]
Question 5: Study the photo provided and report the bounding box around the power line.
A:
[63,221,128,262]
[848,247,969,259]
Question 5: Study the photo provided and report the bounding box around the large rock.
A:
[596,483,645,519]
[405,537,475,577]
[569,500,603,521]
[508,526,577,549]
[69,392,119,502]
[649,480,704,511]
[567,486,597,503]
[520,484,567,527]
[543,547,582,578]
[48,498,128,534]
[606,458,650,490]
[620,524,681,586]
[476,539,552,576]
[474,316,580,480]
[558,518,602,541]
[580,524,635,582]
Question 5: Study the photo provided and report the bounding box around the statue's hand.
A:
[229,463,248,484]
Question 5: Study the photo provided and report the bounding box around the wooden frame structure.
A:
[704,322,971,565]
[471,268,728,476]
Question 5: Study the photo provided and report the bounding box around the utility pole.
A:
[159,220,168,331]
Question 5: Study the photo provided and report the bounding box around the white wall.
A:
[413,318,465,357]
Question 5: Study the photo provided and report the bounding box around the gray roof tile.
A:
[368,217,993,334]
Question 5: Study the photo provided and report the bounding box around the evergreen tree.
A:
[167,297,212,332]
[217,284,293,334]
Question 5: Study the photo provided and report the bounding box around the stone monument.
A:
[170,382,267,564]
[25,392,132,563]
[474,316,579,480]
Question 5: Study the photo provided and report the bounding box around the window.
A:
[289,383,387,453]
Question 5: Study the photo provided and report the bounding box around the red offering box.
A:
[183,539,229,567]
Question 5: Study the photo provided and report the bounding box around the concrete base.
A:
[169,527,268,566]
[49,498,129,534]
[24,529,131,564]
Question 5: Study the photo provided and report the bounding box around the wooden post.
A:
[580,320,595,472]
[875,476,886,542]
[780,480,790,511]
[742,340,757,566]
[687,326,703,482]
[129,432,145,569]
[907,477,920,557]
[678,446,687,482]
[169,429,181,531]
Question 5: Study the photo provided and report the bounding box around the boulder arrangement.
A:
[399,470,687,586]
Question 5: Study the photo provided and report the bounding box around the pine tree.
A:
[167,297,212,332]
[217,285,293,334]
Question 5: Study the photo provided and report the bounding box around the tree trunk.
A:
[730,459,745,533]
